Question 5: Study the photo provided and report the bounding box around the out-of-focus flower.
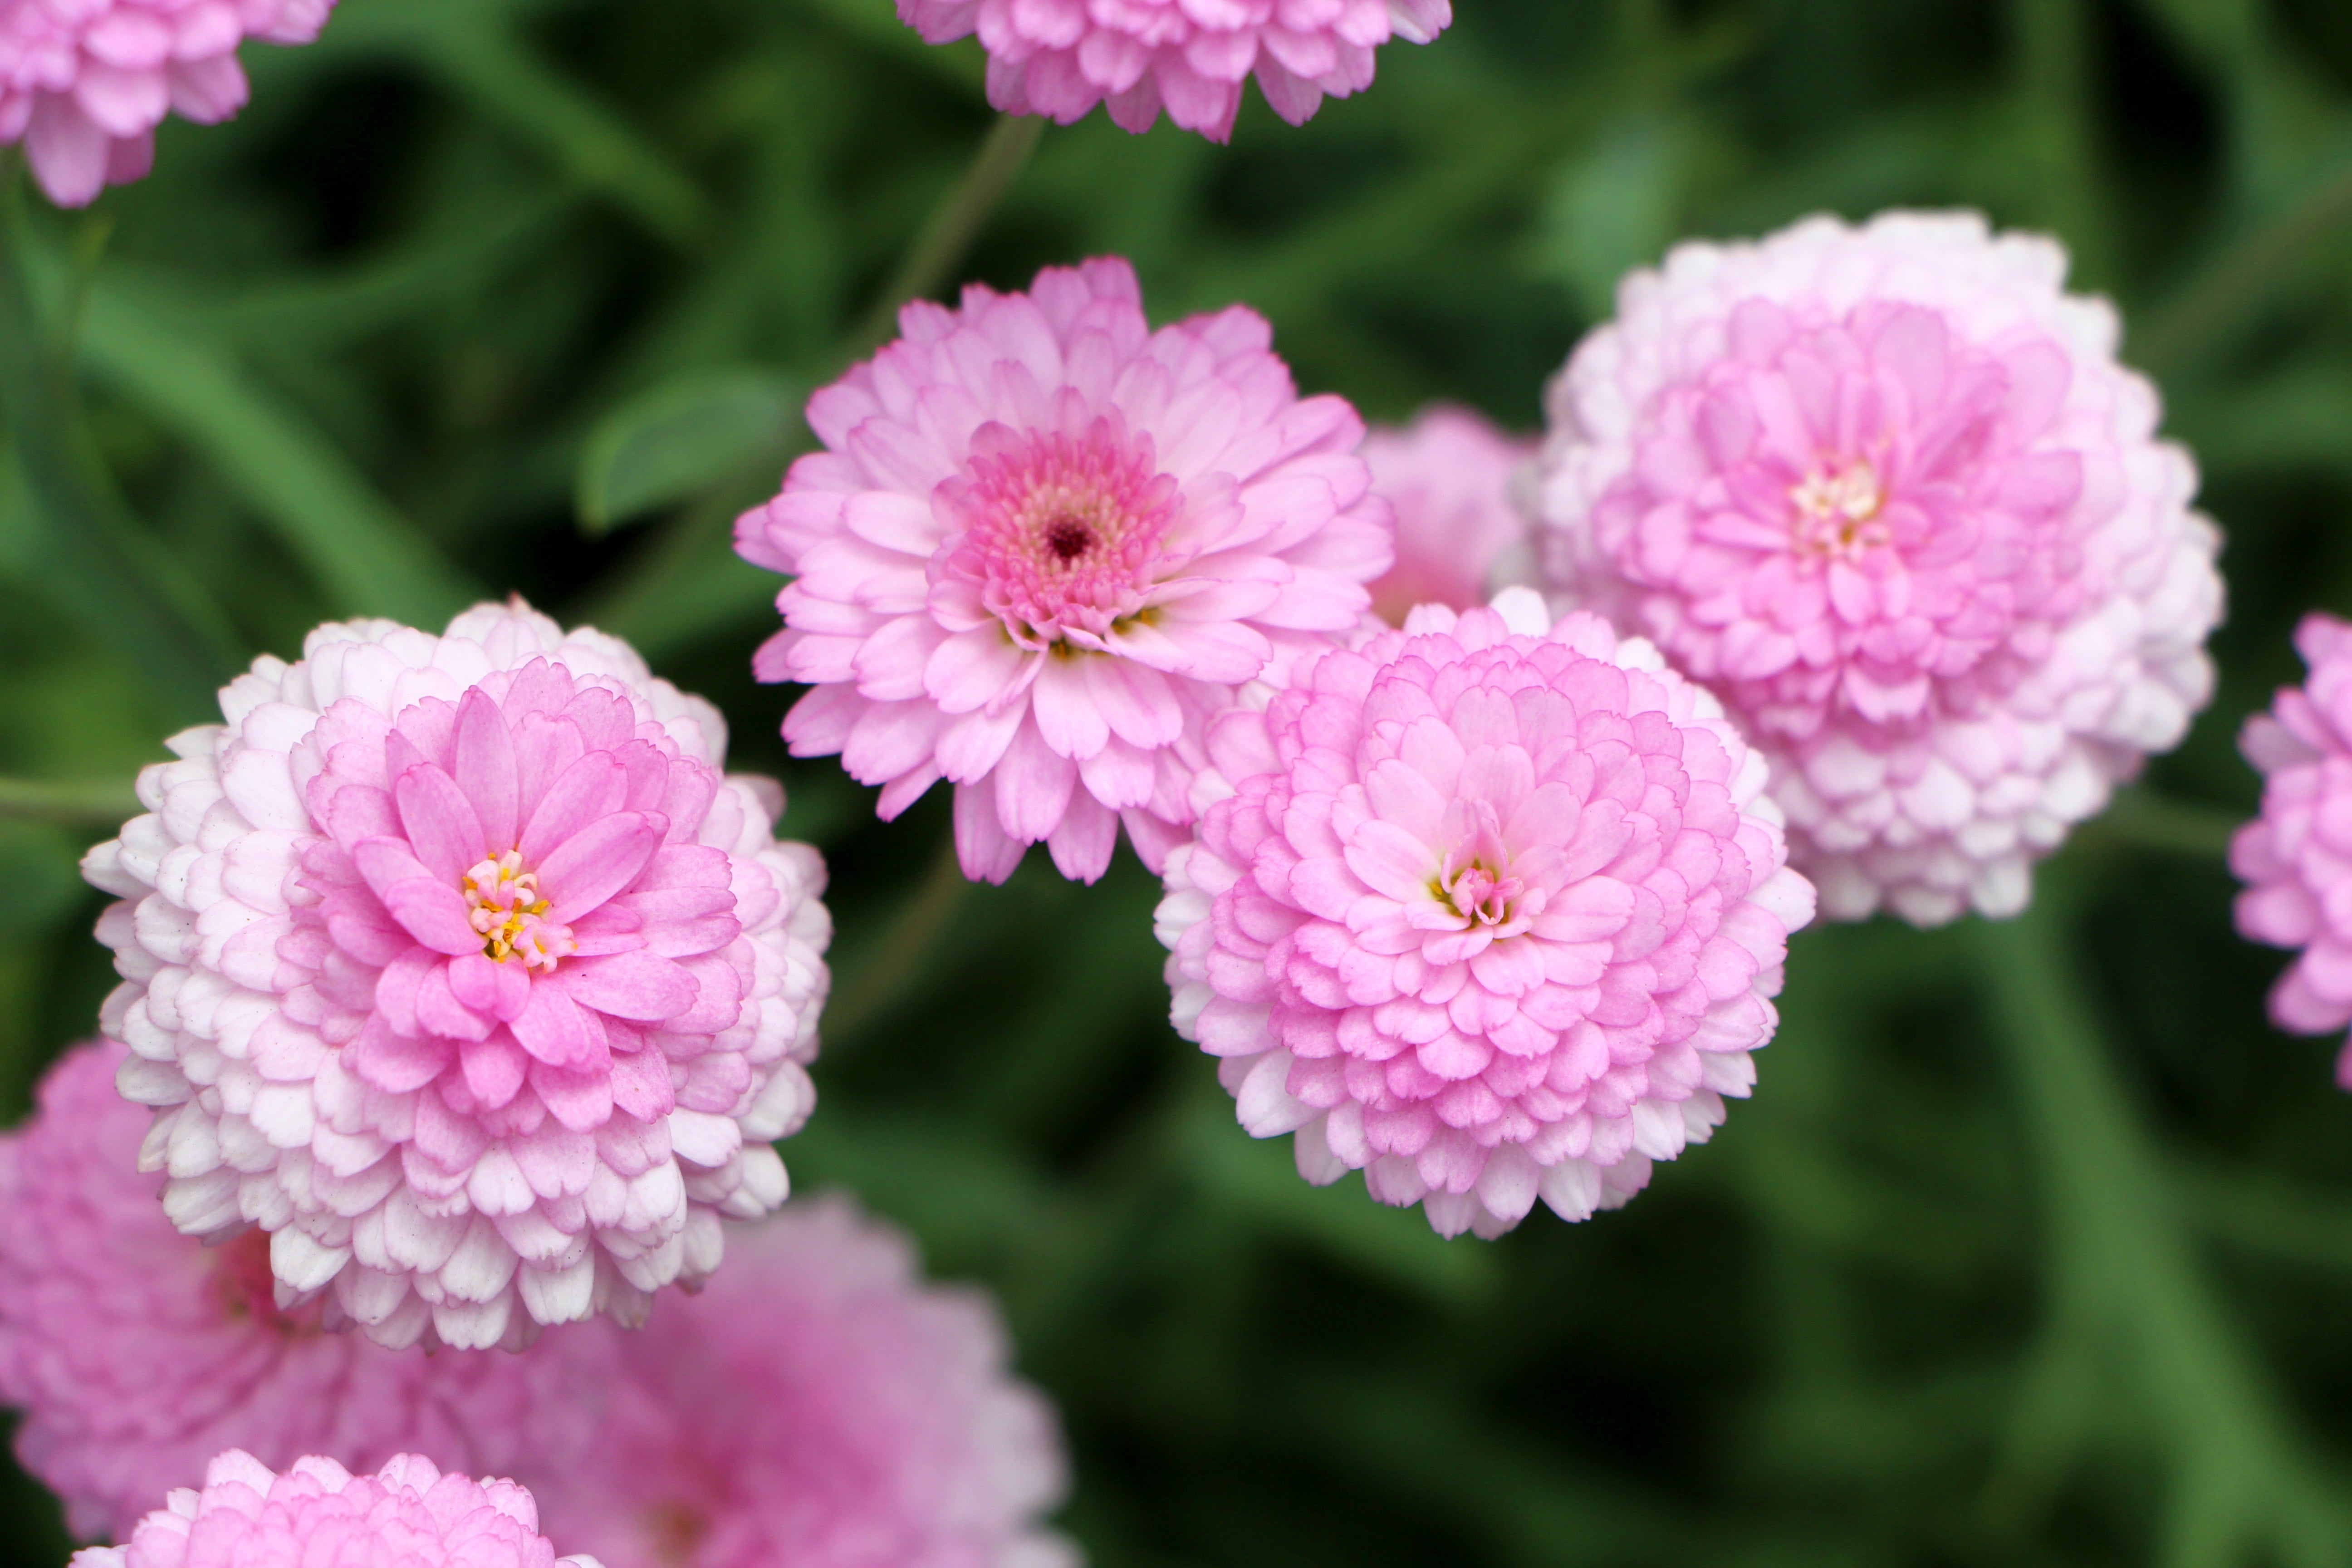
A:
[2232,612,2352,1085]
[1362,405,1534,626]
[893,0,1450,142]
[69,1450,598,1568]
[0,1041,617,1543]
[736,257,1392,886]
[1156,589,1814,1237]
[0,0,337,207]
[525,1197,1077,1568]
[1535,211,2223,926]
[80,602,833,1350]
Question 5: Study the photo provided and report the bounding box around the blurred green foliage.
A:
[10,0,2352,1563]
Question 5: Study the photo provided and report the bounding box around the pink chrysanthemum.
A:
[1362,404,1534,626]
[1535,211,2223,926]
[80,602,833,1350]
[523,1197,1075,1568]
[0,0,335,207]
[737,257,1394,885]
[894,0,1449,142]
[2231,613,2352,1085]
[1156,589,1816,1237]
[70,1451,598,1568]
[0,1041,619,1543]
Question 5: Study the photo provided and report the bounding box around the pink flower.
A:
[1155,589,1815,1237]
[1361,404,1534,626]
[737,257,1393,885]
[0,0,336,207]
[1535,211,2223,926]
[80,602,833,1350]
[519,1197,1075,1568]
[69,1451,599,1568]
[894,0,1450,142]
[0,1041,619,1544]
[2231,613,2352,1086]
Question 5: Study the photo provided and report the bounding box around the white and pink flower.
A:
[737,257,1394,885]
[81,602,832,1350]
[1536,211,2223,925]
[1156,590,1814,1237]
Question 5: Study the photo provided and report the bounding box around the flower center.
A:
[1437,860,1522,927]
[946,418,1181,649]
[1788,460,1889,560]
[462,849,576,971]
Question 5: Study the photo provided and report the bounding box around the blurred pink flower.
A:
[2,1047,1073,1568]
[737,257,1393,886]
[1362,405,1533,626]
[893,0,1450,142]
[2233,613,2352,1086]
[0,1041,617,1544]
[0,0,336,206]
[70,1450,597,1568]
[1536,211,2223,926]
[1156,590,1814,1237]
[80,602,833,1350]
[530,1197,1075,1568]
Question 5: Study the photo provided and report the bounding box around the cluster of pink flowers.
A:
[81,602,833,1348]
[5,1042,1073,1568]
[893,0,1452,142]
[9,0,2298,1534]
[1,0,335,206]
[1534,212,2223,926]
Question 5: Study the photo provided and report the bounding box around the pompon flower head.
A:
[894,0,1450,142]
[523,1197,1076,1568]
[0,1041,618,1543]
[2232,613,2352,1085]
[70,1451,599,1568]
[1156,589,1816,1238]
[1535,211,2223,926]
[1362,404,1534,626]
[1,0,336,207]
[736,256,1394,885]
[80,601,833,1350]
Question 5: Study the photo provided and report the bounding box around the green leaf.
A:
[576,367,801,536]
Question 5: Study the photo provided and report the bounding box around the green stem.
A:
[1977,903,2350,1567]
[0,163,239,718]
[819,837,971,1044]
[2135,153,2352,380]
[853,114,1044,352]
[2087,789,2242,859]
[0,775,141,828]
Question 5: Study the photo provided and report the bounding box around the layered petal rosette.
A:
[1535,211,2224,925]
[1156,590,1815,1237]
[531,1198,1077,1568]
[737,257,1394,885]
[894,0,1450,142]
[1362,404,1535,625]
[81,603,833,1350]
[2233,613,2352,1085]
[71,1451,599,1568]
[1,0,336,207]
[0,1042,617,1542]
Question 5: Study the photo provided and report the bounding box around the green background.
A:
[4,0,2352,1563]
